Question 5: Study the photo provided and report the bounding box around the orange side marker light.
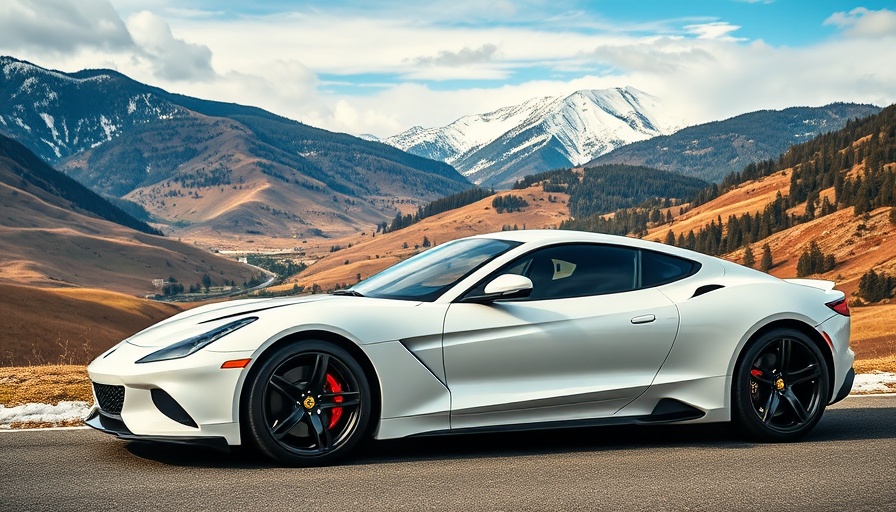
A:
[221,358,252,369]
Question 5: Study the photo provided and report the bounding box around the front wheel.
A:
[244,340,371,466]
[732,328,829,442]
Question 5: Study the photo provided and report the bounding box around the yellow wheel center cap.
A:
[303,396,316,409]
[775,378,785,391]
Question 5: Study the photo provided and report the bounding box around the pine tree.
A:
[743,245,755,268]
[664,230,675,246]
[760,244,773,272]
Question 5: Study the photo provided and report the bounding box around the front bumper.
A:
[84,407,230,452]
[87,340,252,445]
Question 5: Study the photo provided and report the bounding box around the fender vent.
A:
[692,284,724,298]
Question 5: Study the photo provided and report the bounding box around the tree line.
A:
[380,187,494,233]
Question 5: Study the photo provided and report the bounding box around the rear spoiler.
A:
[783,279,836,292]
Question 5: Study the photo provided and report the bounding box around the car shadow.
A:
[121,402,896,468]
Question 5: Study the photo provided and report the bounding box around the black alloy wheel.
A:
[245,340,371,466]
[732,328,829,442]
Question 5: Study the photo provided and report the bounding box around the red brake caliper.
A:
[325,373,344,429]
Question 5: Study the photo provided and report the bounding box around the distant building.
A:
[152,279,165,289]
[238,257,248,264]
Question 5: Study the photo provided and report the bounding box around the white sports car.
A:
[86,230,854,466]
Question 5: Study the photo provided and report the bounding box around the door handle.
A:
[631,314,656,324]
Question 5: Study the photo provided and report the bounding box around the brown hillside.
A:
[1,158,257,296]
[61,111,465,243]
[275,185,570,292]
[642,168,896,299]
[0,284,183,366]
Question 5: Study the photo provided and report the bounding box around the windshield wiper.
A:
[332,290,364,297]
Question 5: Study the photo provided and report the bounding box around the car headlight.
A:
[136,317,257,364]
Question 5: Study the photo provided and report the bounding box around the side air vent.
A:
[151,388,198,428]
[639,398,705,423]
[691,284,724,298]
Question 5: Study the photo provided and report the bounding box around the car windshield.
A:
[350,238,520,301]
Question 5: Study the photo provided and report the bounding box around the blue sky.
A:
[1,1,895,136]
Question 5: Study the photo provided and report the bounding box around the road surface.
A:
[1,395,894,511]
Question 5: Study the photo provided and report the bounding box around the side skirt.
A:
[409,399,705,437]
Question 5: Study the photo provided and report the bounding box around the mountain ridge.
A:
[384,87,679,188]
[586,103,882,183]
[0,56,470,241]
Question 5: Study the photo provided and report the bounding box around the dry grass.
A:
[0,365,92,406]
[0,284,184,367]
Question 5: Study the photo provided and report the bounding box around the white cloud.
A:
[1,1,894,140]
[413,43,500,67]
[824,7,896,38]
[684,22,743,40]
[0,0,133,54]
[126,11,214,81]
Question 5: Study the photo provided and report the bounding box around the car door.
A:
[442,243,681,430]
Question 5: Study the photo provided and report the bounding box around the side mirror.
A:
[462,274,533,303]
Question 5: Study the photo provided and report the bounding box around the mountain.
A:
[585,103,882,183]
[383,87,679,189]
[0,133,256,295]
[0,56,470,240]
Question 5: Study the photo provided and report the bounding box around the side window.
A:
[641,249,699,287]
[497,244,639,301]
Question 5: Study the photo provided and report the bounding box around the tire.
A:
[732,328,829,442]
[244,340,371,466]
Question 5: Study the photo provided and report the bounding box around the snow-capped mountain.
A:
[384,87,681,188]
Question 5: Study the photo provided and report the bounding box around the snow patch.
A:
[40,138,62,158]
[13,117,31,132]
[0,401,90,429]
[18,76,38,94]
[852,371,896,393]
[39,113,59,141]
[2,60,82,83]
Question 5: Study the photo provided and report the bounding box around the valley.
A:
[0,57,893,379]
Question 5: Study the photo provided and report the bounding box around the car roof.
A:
[472,229,674,252]
[470,229,739,270]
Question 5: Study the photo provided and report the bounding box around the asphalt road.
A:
[2,395,894,512]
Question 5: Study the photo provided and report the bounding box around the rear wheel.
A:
[732,328,828,442]
[244,340,371,466]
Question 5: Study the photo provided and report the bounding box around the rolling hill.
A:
[0,133,256,295]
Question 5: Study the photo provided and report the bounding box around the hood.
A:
[126,294,336,348]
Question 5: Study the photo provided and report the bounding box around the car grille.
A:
[93,383,125,415]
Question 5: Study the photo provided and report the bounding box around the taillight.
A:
[826,298,850,316]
